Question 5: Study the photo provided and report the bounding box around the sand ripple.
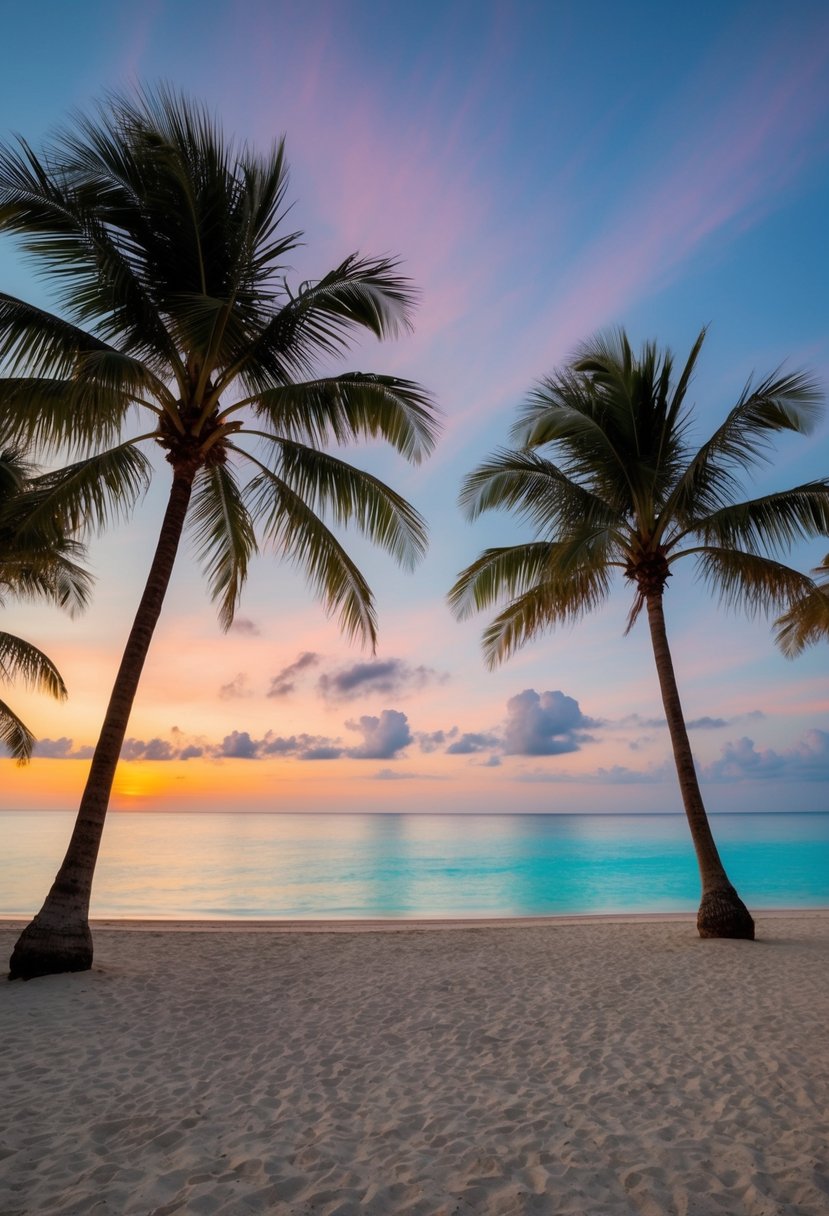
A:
[1,916,828,1215]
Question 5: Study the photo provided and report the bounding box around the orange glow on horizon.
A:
[111,762,169,805]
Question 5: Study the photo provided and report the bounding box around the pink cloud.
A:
[441,18,829,448]
[218,10,519,365]
[113,0,166,87]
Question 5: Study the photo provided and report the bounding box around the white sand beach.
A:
[2,914,828,1216]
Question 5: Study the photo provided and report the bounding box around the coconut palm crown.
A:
[0,447,91,760]
[0,88,439,978]
[449,328,828,940]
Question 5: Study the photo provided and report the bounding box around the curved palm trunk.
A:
[9,468,197,979]
[645,592,754,940]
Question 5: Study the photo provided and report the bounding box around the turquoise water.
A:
[2,810,828,920]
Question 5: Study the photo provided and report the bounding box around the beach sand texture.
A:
[1,916,828,1216]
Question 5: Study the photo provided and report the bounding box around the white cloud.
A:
[503,689,597,756]
[219,673,254,701]
[319,659,446,701]
[446,731,500,754]
[704,730,829,783]
[345,710,413,759]
[267,651,320,698]
[228,617,261,636]
[31,737,94,760]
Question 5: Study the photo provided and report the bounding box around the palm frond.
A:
[448,542,559,620]
[24,443,152,536]
[163,293,250,369]
[0,446,32,497]
[0,138,180,372]
[0,539,92,614]
[510,367,646,514]
[0,134,90,266]
[75,347,173,406]
[512,364,620,451]
[0,293,175,453]
[668,369,824,520]
[220,255,420,393]
[693,548,819,617]
[244,373,439,464]
[773,587,829,657]
[478,561,614,668]
[773,555,829,657]
[189,463,258,629]
[651,326,707,490]
[692,480,829,556]
[0,697,36,764]
[244,463,378,649]
[231,131,296,273]
[0,630,68,698]
[459,447,619,535]
[287,253,418,341]
[246,436,428,569]
[0,292,111,375]
[0,376,140,454]
[0,449,93,613]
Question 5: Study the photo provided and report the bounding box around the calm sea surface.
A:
[2,810,828,920]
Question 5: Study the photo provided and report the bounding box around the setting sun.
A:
[111,763,166,805]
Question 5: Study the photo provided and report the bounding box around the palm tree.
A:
[774,555,829,656]
[449,329,828,939]
[0,88,439,979]
[1,448,91,760]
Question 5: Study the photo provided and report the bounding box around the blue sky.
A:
[1,0,828,812]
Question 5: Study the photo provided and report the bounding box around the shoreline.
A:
[2,906,829,933]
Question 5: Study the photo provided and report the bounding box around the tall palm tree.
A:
[0,88,439,979]
[449,329,828,939]
[1,448,91,760]
[773,555,829,656]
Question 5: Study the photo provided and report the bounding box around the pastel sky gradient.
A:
[1,0,828,813]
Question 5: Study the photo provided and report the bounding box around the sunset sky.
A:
[1,0,828,814]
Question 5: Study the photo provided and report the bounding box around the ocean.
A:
[2,810,828,920]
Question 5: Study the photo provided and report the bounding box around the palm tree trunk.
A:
[9,467,197,979]
[645,592,754,940]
